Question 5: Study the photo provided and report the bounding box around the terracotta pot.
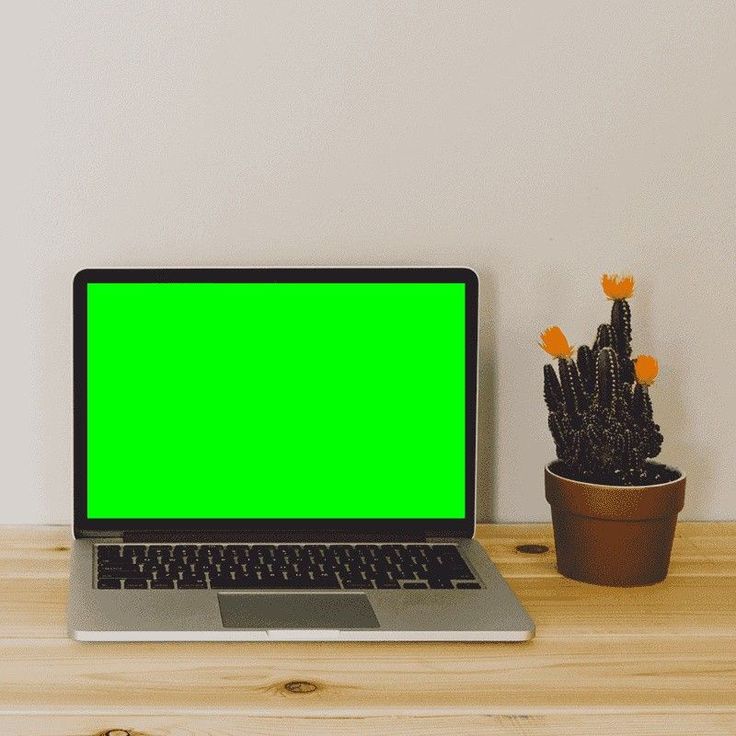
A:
[545,462,686,586]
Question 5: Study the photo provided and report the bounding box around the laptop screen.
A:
[85,280,467,520]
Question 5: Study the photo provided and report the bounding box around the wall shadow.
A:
[475,267,497,523]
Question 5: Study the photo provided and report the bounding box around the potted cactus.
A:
[539,274,685,586]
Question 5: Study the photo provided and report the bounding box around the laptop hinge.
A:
[122,530,429,543]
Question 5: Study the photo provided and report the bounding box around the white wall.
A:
[1,1,734,524]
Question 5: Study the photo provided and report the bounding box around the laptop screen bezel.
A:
[73,267,478,538]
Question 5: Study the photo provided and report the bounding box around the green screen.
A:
[87,282,466,519]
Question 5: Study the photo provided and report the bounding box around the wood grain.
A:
[0,523,734,736]
[0,714,734,736]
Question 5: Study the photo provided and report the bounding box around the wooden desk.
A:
[0,523,734,736]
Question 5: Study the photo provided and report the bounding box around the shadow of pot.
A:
[545,461,686,586]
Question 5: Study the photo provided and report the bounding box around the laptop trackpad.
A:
[218,593,380,629]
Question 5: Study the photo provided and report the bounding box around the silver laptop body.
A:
[68,267,534,641]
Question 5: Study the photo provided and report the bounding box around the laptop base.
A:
[69,537,534,642]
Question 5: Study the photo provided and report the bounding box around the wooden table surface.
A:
[0,523,734,736]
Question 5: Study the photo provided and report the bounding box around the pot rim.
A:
[545,461,685,490]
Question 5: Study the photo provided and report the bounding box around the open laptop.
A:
[68,267,534,641]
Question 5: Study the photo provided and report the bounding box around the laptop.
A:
[68,267,534,641]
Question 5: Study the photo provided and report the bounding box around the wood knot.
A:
[284,680,318,694]
[103,730,132,736]
[54,546,70,552]
[516,544,549,554]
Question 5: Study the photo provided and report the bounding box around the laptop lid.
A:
[73,268,478,539]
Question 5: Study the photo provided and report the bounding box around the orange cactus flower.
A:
[601,273,635,300]
[634,355,659,386]
[538,326,574,359]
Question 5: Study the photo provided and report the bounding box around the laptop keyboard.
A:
[95,543,482,590]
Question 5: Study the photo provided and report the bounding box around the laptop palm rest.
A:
[218,593,380,629]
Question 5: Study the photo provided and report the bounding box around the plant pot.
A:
[544,461,686,586]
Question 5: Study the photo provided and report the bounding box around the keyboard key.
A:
[407,544,428,558]
[342,579,374,589]
[151,579,175,589]
[177,580,207,589]
[308,575,341,589]
[455,582,482,589]
[209,575,241,589]
[448,567,475,581]
[199,545,223,558]
[173,545,197,558]
[376,579,401,589]
[427,578,455,589]
[100,567,147,580]
[402,581,428,589]
[97,578,121,589]
[148,545,173,557]
[191,561,216,573]
[249,545,272,557]
[123,579,148,589]
[233,576,268,589]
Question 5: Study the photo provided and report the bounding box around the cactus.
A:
[538,274,664,485]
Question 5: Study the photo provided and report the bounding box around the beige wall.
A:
[1,2,734,523]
